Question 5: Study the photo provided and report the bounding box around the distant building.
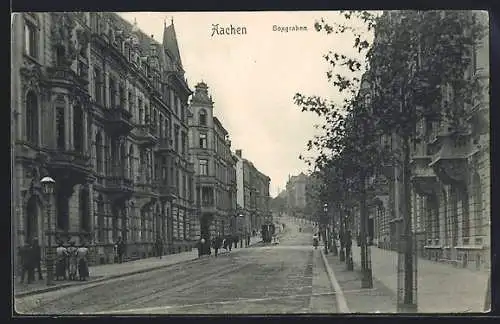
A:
[234,150,271,234]
[188,82,237,240]
[285,173,308,219]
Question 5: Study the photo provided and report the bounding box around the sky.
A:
[119,11,372,197]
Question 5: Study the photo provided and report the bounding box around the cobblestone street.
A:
[15,220,338,315]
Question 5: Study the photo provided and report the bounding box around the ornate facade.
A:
[12,12,196,267]
[188,82,238,240]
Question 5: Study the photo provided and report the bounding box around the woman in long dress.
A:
[77,242,89,281]
[67,241,78,281]
[55,241,68,280]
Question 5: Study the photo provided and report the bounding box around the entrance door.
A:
[26,196,39,244]
[200,214,212,240]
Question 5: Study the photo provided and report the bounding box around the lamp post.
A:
[40,176,55,286]
[323,203,328,255]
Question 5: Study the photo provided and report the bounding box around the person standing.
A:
[55,241,68,281]
[246,233,250,247]
[67,241,78,280]
[196,238,205,258]
[115,237,125,263]
[77,242,89,281]
[19,243,34,284]
[32,238,43,281]
[155,237,163,259]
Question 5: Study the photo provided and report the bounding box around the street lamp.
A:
[323,203,328,255]
[40,176,55,286]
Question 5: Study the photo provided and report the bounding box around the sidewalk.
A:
[349,244,490,313]
[323,251,397,313]
[15,237,262,298]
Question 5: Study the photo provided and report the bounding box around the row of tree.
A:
[295,10,486,311]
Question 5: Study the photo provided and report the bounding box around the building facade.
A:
[234,150,271,234]
[285,173,308,220]
[188,82,237,240]
[367,11,490,271]
[11,12,196,268]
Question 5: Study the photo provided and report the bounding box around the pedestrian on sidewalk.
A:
[233,235,239,249]
[67,241,78,281]
[55,241,68,281]
[155,237,163,259]
[32,238,43,281]
[115,237,125,263]
[19,243,35,284]
[77,242,89,281]
[246,233,250,247]
[196,238,205,258]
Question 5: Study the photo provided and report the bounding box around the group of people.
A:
[18,238,90,284]
[55,240,90,281]
[197,233,253,258]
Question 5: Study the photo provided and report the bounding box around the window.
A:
[94,68,103,104]
[73,104,84,153]
[25,91,38,145]
[181,132,186,155]
[24,21,38,58]
[119,85,125,109]
[199,109,207,126]
[109,77,116,108]
[473,174,483,238]
[129,145,134,180]
[174,125,179,151]
[56,107,65,150]
[80,188,90,232]
[199,133,207,149]
[97,195,105,242]
[199,159,208,176]
[95,132,103,173]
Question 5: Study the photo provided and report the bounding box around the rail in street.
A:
[15,218,343,315]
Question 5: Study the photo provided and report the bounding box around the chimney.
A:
[236,149,242,157]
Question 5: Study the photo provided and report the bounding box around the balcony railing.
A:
[104,106,134,136]
[135,124,159,147]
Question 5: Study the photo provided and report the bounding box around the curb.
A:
[320,249,350,313]
[15,256,200,298]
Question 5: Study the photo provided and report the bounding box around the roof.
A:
[213,117,228,135]
[163,21,183,69]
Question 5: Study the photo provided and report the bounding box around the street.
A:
[15,219,338,315]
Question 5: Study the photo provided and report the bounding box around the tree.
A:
[296,10,486,311]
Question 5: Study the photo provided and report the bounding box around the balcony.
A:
[48,149,94,185]
[135,124,159,147]
[428,128,470,186]
[158,184,177,201]
[410,142,439,196]
[104,106,134,136]
[157,138,173,153]
[135,182,159,197]
[45,65,88,92]
[101,176,134,201]
[200,200,216,215]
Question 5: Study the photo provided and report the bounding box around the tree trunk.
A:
[399,134,418,311]
[360,172,373,288]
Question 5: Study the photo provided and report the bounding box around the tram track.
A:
[97,262,253,313]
